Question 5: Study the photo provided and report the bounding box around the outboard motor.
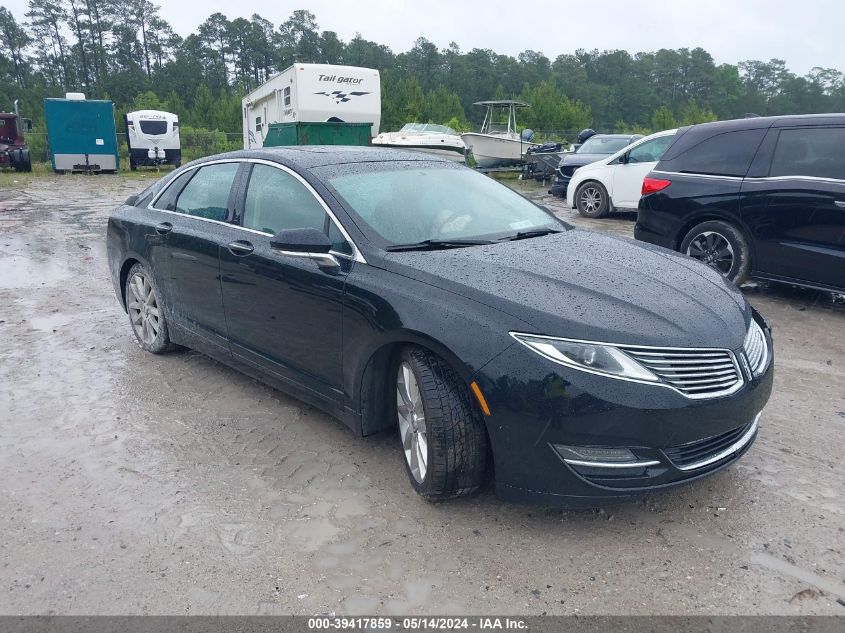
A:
[577,128,596,144]
[521,129,535,142]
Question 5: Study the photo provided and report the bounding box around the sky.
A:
[4,0,844,76]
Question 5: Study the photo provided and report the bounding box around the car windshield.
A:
[399,123,457,135]
[579,137,633,154]
[320,162,562,248]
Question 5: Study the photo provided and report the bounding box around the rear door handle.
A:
[835,201,845,209]
[227,240,254,256]
[155,221,172,235]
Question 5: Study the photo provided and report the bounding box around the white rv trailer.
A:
[125,110,181,169]
[242,63,381,149]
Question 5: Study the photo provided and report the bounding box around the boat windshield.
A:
[319,162,562,248]
[399,123,457,135]
[578,137,633,154]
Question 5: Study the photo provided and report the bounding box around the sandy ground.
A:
[0,173,844,616]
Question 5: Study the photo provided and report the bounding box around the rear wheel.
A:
[680,220,750,285]
[124,263,175,353]
[575,181,610,218]
[394,347,487,501]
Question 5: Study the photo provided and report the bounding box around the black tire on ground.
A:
[680,220,751,286]
[129,160,137,171]
[124,262,176,354]
[394,347,488,501]
[575,180,610,218]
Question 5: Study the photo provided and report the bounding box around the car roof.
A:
[588,134,640,140]
[186,146,452,170]
[681,113,845,134]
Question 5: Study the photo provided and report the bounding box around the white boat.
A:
[371,123,466,161]
[461,100,539,168]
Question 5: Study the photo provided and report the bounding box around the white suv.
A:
[567,129,677,218]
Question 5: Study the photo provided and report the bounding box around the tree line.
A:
[2,3,845,141]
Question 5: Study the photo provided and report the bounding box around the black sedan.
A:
[107,147,773,507]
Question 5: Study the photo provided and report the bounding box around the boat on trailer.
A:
[372,123,466,161]
[461,100,539,168]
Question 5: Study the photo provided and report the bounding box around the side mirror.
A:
[270,227,339,269]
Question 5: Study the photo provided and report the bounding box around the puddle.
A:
[28,313,74,332]
[0,235,70,290]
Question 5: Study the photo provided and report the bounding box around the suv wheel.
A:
[394,347,487,501]
[680,220,750,285]
[575,181,610,218]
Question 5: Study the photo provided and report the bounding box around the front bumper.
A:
[473,332,774,507]
[548,174,571,197]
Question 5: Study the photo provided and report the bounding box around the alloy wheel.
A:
[396,361,428,484]
[686,231,735,275]
[127,272,161,346]
[579,186,603,214]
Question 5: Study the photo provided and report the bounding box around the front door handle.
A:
[227,240,254,256]
[835,201,845,209]
[155,221,173,235]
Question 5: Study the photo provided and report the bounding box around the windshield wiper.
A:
[385,238,494,252]
[498,228,563,242]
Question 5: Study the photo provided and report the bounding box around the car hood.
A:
[559,153,613,168]
[383,230,750,350]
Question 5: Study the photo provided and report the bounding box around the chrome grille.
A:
[663,418,757,470]
[620,346,742,398]
[743,320,767,376]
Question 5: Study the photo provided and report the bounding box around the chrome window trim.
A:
[670,414,760,471]
[509,331,745,400]
[749,174,845,185]
[651,170,743,182]
[651,169,845,186]
[147,158,366,263]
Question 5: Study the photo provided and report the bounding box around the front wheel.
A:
[394,348,488,501]
[680,220,751,285]
[575,181,610,218]
[124,263,175,353]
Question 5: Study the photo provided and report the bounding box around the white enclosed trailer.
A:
[125,110,181,168]
[242,63,381,149]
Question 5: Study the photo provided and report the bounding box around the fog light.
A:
[553,445,660,468]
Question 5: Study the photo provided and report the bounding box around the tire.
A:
[575,180,610,218]
[129,160,137,171]
[680,220,751,285]
[124,263,176,353]
[394,347,488,501]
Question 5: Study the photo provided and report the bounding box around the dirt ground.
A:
[1,172,844,616]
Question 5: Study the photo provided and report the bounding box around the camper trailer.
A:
[242,63,381,149]
[125,110,180,169]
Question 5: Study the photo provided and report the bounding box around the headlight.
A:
[743,319,769,378]
[510,333,659,383]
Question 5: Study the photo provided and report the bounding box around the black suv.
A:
[636,114,845,293]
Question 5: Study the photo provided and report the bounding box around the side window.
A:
[174,163,239,221]
[243,164,328,235]
[153,170,195,211]
[328,221,353,255]
[255,116,262,132]
[283,87,291,107]
[769,127,845,180]
[665,129,766,177]
[628,135,674,164]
